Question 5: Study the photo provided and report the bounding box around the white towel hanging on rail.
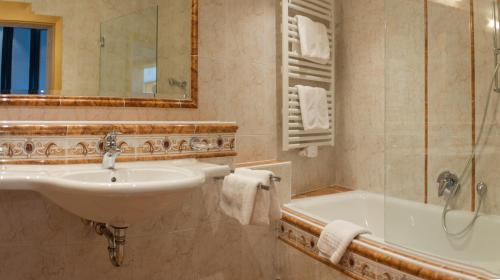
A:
[296,85,330,131]
[296,15,331,64]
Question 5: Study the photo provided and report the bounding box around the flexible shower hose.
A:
[441,62,500,236]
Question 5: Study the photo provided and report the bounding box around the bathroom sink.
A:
[0,159,229,227]
[53,167,201,193]
[40,165,204,226]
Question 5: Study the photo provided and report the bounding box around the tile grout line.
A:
[469,0,476,211]
[424,0,429,204]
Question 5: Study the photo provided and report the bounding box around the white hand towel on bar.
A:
[296,85,329,131]
[317,220,371,264]
[296,15,331,64]
[219,173,261,225]
[235,168,282,226]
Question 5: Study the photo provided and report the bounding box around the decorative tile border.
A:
[279,209,491,280]
[279,220,439,280]
[0,123,237,164]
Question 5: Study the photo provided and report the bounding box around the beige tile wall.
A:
[335,0,499,215]
[474,0,500,215]
[333,0,386,194]
[384,0,500,214]
[385,0,425,202]
[427,1,472,209]
[276,241,352,280]
[385,0,473,209]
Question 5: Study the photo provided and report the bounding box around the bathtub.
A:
[284,190,500,279]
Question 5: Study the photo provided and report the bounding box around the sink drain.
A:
[111,177,117,183]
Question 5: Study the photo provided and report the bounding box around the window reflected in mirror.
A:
[0,26,48,94]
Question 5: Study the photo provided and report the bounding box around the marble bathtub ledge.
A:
[279,208,490,280]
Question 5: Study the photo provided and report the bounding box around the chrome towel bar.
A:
[213,171,281,191]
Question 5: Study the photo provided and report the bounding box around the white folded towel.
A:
[317,220,371,264]
[236,168,282,225]
[296,85,329,131]
[219,168,282,226]
[219,173,260,225]
[296,15,331,64]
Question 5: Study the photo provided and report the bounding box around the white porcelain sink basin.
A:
[51,167,201,193]
[0,159,229,227]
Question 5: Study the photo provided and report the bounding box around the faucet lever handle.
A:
[104,131,122,152]
[437,171,459,198]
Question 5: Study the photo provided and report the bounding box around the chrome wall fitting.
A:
[476,181,488,197]
[436,171,460,198]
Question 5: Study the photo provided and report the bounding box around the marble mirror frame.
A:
[0,0,198,109]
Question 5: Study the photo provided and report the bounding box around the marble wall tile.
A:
[473,0,500,215]
[62,240,135,280]
[333,0,385,194]
[278,148,337,196]
[385,0,426,202]
[198,0,227,60]
[240,225,277,280]
[193,220,243,280]
[427,1,472,209]
[0,191,68,246]
[235,134,276,163]
[276,241,352,280]
[224,0,276,67]
[0,244,66,280]
[130,230,197,280]
[384,0,496,214]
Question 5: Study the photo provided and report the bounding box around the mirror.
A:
[0,0,198,108]
[99,6,159,99]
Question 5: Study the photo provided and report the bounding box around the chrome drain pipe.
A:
[82,219,127,267]
[95,223,127,267]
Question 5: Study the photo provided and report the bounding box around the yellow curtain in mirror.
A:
[0,1,62,95]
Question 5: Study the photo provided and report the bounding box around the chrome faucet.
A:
[189,137,214,151]
[102,131,122,169]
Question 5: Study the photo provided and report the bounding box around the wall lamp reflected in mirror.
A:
[168,78,187,90]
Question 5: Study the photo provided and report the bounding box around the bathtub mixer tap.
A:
[437,171,460,199]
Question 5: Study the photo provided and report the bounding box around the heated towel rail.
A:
[281,0,335,151]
